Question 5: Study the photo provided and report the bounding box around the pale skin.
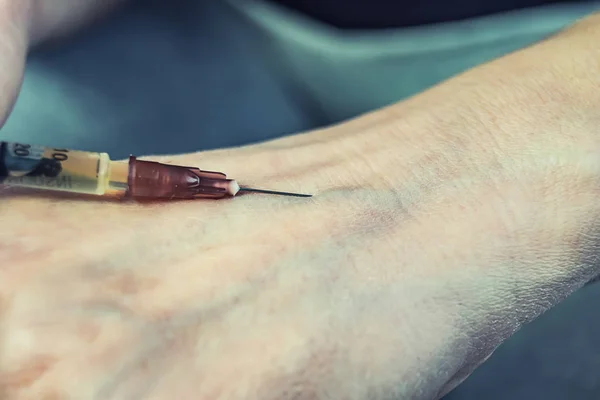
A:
[1,1,600,399]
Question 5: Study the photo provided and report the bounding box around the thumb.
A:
[0,0,29,127]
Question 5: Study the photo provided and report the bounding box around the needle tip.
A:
[238,187,312,198]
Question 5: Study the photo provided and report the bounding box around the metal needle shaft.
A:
[238,187,312,198]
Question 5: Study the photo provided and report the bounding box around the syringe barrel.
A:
[0,141,238,200]
[0,141,128,196]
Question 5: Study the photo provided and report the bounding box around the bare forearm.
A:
[362,12,600,397]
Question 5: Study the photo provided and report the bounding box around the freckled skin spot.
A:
[41,391,62,400]
[106,273,160,296]
[77,323,101,344]
[1,356,55,391]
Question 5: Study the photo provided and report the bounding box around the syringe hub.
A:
[126,156,238,200]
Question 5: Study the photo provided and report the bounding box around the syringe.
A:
[0,142,312,200]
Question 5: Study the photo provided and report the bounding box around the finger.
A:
[0,0,29,127]
[0,0,128,127]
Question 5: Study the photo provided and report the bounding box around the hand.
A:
[0,136,392,398]
[0,0,125,126]
[1,124,439,399]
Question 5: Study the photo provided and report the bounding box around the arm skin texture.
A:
[2,8,600,400]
